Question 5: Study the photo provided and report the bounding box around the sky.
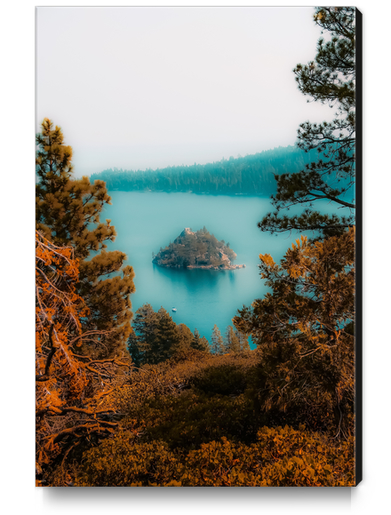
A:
[36,7,335,177]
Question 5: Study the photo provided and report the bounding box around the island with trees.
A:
[152,227,245,270]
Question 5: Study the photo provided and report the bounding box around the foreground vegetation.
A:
[75,351,355,487]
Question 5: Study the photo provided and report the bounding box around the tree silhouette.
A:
[36,119,135,357]
[259,7,358,236]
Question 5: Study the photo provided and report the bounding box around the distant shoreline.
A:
[90,146,321,198]
[105,189,270,198]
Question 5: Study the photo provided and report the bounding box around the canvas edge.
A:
[355,6,363,487]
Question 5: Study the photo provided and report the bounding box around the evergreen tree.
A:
[211,325,224,355]
[259,7,358,235]
[36,119,135,358]
[156,307,181,363]
[233,229,355,435]
[199,336,210,353]
[132,304,159,364]
[176,323,194,352]
[225,326,241,353]
[131,304,182,365]
[191,328,210,352]
[127,331,143,368]
[235,329,251,353]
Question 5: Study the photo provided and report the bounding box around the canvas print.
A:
[35,6,361,486]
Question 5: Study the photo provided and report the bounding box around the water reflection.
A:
[153,264,235,290]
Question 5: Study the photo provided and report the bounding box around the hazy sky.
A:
[36,7,334,177]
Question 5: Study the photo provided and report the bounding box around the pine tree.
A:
[259,7,358,235]
[199,336,210,352]
[36,119,135,358]
[131,304,159,364]
[235,329,251,353]
[156,307,181,363]
[131,304,182,365]
[211,325,224,355]
[176,323,195,352]
[191,328,210,352]
[233,229,355,435]
[127,331,143,368]
[225,325,241,353]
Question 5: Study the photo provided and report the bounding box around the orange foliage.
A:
[75,426,355,487]
[36,231,131,485]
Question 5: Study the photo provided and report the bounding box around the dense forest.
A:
[35,7,358,487]
[152,227,243,269]
[90,146,320,195]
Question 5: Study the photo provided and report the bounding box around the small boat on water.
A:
[172,307,177,312]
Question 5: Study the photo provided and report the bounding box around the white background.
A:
[35,5,336,176]
[0,1,388,514]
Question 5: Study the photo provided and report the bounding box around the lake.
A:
[102,191,338,345]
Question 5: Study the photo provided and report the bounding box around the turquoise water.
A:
[102,191,339,344]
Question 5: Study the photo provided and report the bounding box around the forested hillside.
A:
[90,146,319,195]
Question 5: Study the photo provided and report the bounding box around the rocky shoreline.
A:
[155,263,246,270]
[187,263,245,270]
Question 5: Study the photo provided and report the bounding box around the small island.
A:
[152,227,245,270]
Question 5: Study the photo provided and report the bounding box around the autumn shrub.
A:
[182,438,260,486]
[168,347,210,364]
[183,426,355,487]
[127,389,258,450]
[75,424,354,487]
[76,433,259,486]
[105,351,258,413]
[191,364,250,396]
[254,426,355,486]
[75,433,183,486]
